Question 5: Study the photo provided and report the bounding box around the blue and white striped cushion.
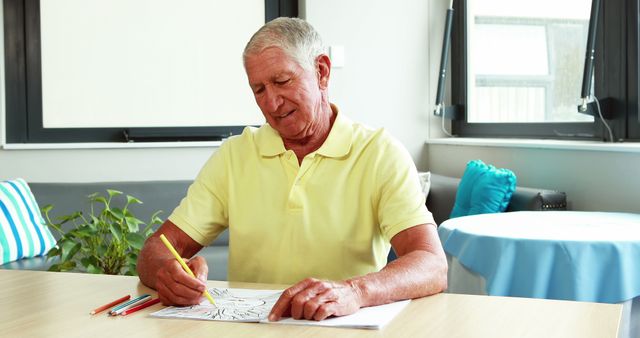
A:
[0,179,56,265]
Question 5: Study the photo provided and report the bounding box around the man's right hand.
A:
[155,255,209,306]
[137,220,206,305]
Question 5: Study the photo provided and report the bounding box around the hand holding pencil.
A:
[159,234,216,306]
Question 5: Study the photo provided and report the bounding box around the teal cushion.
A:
[0,179,56,265]
[450,160,517,219]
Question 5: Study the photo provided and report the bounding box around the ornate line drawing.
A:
[151,287,282,322]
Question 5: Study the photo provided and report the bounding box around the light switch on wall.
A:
[329,45,345,68]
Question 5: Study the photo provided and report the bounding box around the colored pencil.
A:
[90,295,131,315]
[109,294,151,315]
[120,298,161,316]
[159,234,216,305]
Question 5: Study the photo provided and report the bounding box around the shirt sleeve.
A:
[375,134,435,242]
[168,143,230,246]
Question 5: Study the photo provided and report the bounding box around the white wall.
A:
[303,0,434,168]
[0,147,214,182]
[1,0,436,183]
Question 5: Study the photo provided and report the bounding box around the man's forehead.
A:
[248,46,289,61]
[246,49,301,79]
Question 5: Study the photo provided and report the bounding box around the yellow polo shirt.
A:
[169,107,434,284]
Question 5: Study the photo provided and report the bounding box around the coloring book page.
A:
[151,287,281,322]
[150,287,411,329]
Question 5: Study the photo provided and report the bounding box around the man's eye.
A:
[275,79,290,85]
[253,87,264,94]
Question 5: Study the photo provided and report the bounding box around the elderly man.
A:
[137,17,447,322]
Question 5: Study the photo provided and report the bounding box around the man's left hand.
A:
[268,278,363,321]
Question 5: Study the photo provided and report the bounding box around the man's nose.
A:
[263,87,283,112]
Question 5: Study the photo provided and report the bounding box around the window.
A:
[451,0,640,141]
[4,0,298,144]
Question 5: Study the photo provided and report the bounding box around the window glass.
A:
[466,0,594,123]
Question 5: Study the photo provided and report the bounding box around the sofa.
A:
[0,174,566,281]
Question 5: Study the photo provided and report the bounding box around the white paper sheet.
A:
[150,287,410,330]
[264,299,411,329]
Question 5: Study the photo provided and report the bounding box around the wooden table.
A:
[0,270,621,338]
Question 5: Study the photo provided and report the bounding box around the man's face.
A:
[245,47,325,141]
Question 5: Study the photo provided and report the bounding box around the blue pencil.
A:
[109,294,151,315]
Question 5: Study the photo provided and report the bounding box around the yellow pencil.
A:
[159,234,216,305]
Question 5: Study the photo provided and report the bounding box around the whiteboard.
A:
[39,0,265,128]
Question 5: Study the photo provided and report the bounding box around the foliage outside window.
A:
[467,0,592,124]
[451,0,640,141]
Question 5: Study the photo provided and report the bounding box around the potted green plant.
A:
[42,189,162,275]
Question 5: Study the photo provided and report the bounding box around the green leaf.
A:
[125,233,145,250]
[89,215,100,231]
[57,211,82,224]
[126,195,142,205]
[92,196,109,207]
[61,242,81,262]
[81,257,104,274]
[97,244,108,257]
[50,260,76,272]
[46,246,60,259]
[80,257,92,268]
[109,223,123,243]
[125,217,143,233]
[41,204,53,213]
[127,252,138,265]
[151,210,164,223]
[107,189,123,198]
[142,210,164,234]
[89,214,100,223]
[87,265,102,274]
[59,240,75,260]
[59,260,77,271]
[123,209,134,217]
[75,225,95,238]
[109,208,125,221]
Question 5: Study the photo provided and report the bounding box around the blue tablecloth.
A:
[438,211,640,303]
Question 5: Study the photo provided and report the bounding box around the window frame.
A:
[627,0,640,138]
[451,0,640,141]
[4,0,298,144]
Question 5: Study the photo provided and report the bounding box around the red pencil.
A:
[120,298,161,316]
[90,295,131,315]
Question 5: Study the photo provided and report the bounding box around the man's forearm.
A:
[346,249,447,307]
[266,224,446,321]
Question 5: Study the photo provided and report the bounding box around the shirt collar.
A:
[316,104,353,158]
[255,103,353,158]
[255,123,286,157]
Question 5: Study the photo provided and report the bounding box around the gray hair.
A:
[243,17,325,71]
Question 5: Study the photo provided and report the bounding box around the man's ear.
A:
[316,54,331,89]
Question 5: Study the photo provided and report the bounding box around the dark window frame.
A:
[4,0,298,143]
[451,0,640,141]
